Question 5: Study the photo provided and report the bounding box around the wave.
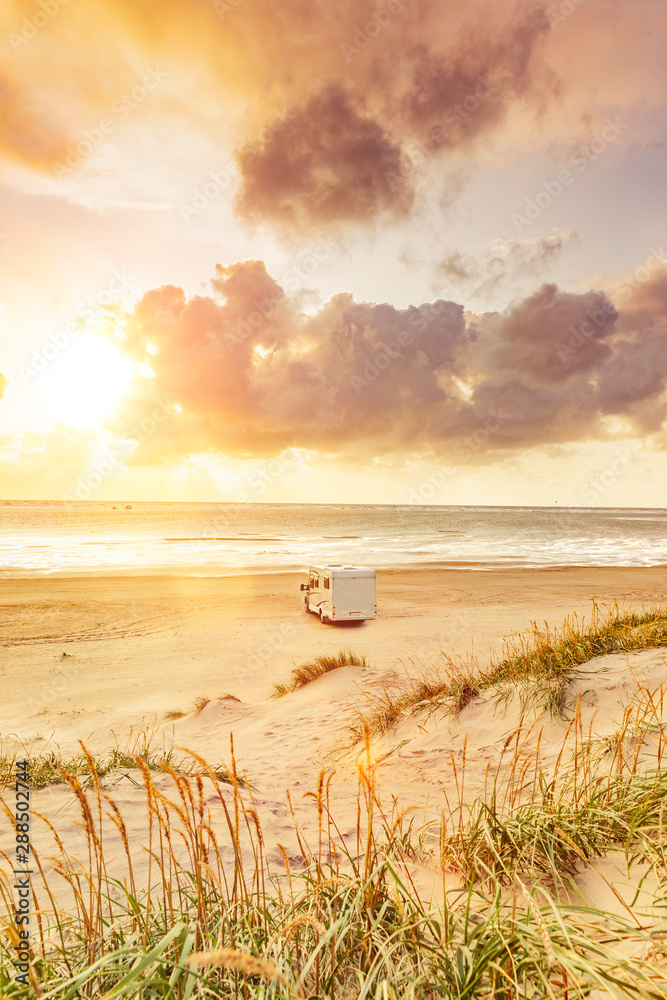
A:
[164,536,286,543]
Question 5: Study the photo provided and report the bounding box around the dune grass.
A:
[0,745,181,791]
[444,706,667,887]
[352,601,667,740]
[165,694,242,721]
[273,648,369,697]
[0,729,187,792]
[1,707,666,998]
[1,607,666,996]
[0,729,246,792]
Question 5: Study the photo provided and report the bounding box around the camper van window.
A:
[324,577,330,589]
[312,574,319,588]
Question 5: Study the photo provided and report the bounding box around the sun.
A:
[41,334,134,429]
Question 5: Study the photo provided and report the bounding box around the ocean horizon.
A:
[2,500,667,578]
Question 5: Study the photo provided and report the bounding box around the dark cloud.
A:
[235,79,413,230]
[112,260,667,464]
[597,328,667,429]
[399,3,555,152]
[596,272,667,432]
[473,283,616,385]
[232,4,559,230]
[2,0,660,236]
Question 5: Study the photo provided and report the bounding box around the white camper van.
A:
[300,565,377,623]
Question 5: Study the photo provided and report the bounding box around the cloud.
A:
[235,79,413,230]
[232,3,559,231]
[494,231,581,273]
[435,250,474,284]
[0,425,99,467]
[0,424,117,499]
[433,230,581,299]
[109,258,667,465]
[398,2,555,151]
[0,372,6,399]
[0,70,69,170]
[1,0,661,232]
[597,269,667,434]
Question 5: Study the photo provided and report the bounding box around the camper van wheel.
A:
[319,608,329,624]
[304,597,309,613]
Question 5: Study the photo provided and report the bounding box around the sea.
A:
[1,501,667,578]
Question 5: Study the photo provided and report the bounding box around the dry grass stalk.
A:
[2,608,666,998]
[283,913,326,942]
[186,946,289,985]
[515,875,557,969]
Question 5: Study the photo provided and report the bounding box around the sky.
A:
[0,0,666,505]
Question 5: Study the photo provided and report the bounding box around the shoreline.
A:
[3,559,667,582]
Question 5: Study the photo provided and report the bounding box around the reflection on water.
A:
[1,502,666,577]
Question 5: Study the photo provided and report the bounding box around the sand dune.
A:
[2,565,667,754]
[2,567,666,960]
[2,639,665,918]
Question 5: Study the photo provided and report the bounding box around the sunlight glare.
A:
[41,334,134,429]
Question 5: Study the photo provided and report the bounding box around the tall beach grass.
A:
[0,605,666,997]
[352,601,667,739]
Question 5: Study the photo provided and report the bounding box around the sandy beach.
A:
[2,564,667,992]
[2,565,667,750]
[2,2,667,986]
